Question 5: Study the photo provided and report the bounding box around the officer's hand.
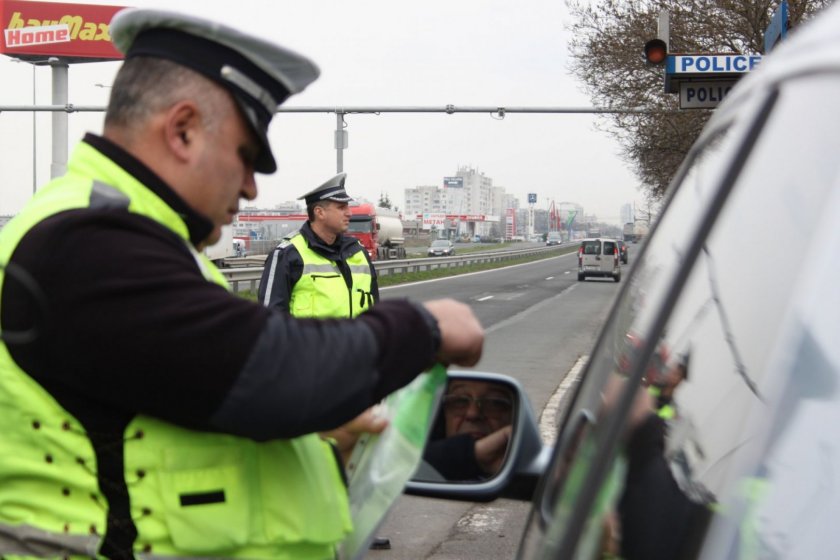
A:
[320,407,388,465]
[422,299,483,367]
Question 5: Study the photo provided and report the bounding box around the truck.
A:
[347,203,406,260]
[632,220,650,243]
[623,222,635,242]
[203,224,243,266]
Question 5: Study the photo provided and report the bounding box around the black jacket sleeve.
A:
[618,414,712,560]
[423,434,483,481]
[3,211,438,441]
[258,244,302,313]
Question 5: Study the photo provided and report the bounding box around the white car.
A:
[577,237,621,282]
[407,3,840,557]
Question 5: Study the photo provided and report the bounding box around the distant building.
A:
[404,185,446,217]
[620,203,634,226]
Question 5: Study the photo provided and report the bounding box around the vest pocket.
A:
[158,463,250,553]
[261,436,352,545]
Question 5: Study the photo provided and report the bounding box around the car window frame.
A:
[516,87,782,559]
[549,87,781,559]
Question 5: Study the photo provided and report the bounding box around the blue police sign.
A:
[664,53,762,94]
[528,193,537,204]
[667,54,762,74]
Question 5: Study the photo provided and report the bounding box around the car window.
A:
[526,75,840,559]
[603,242,616,255]
[582,241,600,255]
[517,120,743,560]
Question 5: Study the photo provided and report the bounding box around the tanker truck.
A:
[632,220,650,244]
[347,202,406,260]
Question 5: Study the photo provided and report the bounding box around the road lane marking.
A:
[540,356,588,444]
[477,295,494,301]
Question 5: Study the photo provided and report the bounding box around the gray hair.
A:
[105,57,231,137]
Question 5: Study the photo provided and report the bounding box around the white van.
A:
[577,237,620,282]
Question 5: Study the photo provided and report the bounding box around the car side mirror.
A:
[406,372,550,502]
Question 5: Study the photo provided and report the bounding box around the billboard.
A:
[505,208,516,239]
[422,212,446,230]
[1,0,126,61]
[443,177,463,189]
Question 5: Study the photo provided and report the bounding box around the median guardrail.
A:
[220,243,572,294]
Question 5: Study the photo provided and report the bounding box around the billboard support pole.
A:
[49,57,68,179]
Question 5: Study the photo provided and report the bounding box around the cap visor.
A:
[231,94,276,174]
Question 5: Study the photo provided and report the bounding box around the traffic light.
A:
[644,38,668,65]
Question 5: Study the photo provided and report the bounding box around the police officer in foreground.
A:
[0,8,483,560]
[259,173,378,317]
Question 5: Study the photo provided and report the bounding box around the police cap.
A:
[298,173,354,205]
[109,8,320,174]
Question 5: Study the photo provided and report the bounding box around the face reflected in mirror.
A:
[443,380,514,440]
[414,379,515,484]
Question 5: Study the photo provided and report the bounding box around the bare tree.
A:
[566,0,830,201]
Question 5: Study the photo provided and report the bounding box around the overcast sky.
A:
[0,0,644,223]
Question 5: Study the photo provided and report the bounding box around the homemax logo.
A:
[5,23,69,47]
[4,11,111,46]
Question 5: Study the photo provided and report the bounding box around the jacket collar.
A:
[83,134,214,247]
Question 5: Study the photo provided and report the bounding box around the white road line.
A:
[539,356,588,444]
[477,295,494,301]
[380,251,576,289]
[545,276,554,280]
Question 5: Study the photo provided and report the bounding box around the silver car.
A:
[427,239,455,256]
[407,3,840,557]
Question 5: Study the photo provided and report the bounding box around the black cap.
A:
[298,173,354,205]
[109,9,320,174]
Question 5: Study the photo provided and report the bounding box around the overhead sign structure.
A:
[0,0,125,62]
[764,1,789,53]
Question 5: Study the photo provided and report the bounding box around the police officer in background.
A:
[259,174,390,549]
[259,173,378,317]
[0,8,482,560]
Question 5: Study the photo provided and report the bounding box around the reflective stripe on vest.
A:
[288,233,373,318]
[0,142,351,559]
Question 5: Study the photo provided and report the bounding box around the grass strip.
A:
[236,245,578,300]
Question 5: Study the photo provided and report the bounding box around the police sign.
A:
[667,54,762,75]
[664,53,762,97]
[680,80,737,109]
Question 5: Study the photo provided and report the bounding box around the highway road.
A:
[364,251,627,559]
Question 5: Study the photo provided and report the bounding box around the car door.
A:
[516,57,840,559]
[601,240,617,273]
[580,240,601,271]
[516,79,774,559]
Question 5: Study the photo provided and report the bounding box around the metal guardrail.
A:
[220,244,572,294]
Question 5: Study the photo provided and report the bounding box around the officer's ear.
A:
[164,100,201,162]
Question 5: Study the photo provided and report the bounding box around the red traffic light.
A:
[644,38,668,65]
